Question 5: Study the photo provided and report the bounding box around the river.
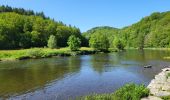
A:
[0,49,170,100]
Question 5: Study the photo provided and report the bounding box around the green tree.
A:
[113,38,125,50]
[67,35,81,51]
[89,32,109,51]
[47,35,57,49]
[137,33,145,50]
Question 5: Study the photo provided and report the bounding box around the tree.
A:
[89,32,109,52]
[47,35,57,49]
[67,35,81,51]
[113,37,125,50]
[137,33,145,50]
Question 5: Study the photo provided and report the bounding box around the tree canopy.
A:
[0,10,82,49]
[84,11,170,49]
[1,5,170,50]
[47,35,57,49]
[67,35,81,51]
[89,32,110,51]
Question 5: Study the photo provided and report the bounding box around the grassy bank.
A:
[0,47,97,61]
[80,83,149,100]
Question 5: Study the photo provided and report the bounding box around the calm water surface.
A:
[0,49,170,100]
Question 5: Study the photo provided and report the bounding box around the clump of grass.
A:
[26,48,44,58]
[167,73,170,77]
[161,96,170,100]
[164,57,170,60]
[0,47,96,61]
[81,83,149,100]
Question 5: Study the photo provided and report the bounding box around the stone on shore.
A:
[147,68,170,97]
[141,96,162,100]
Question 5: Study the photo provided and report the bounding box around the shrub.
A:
[81,83,149,100]
[161,96,170,100]
[89,33,109,52]
[26,48,44,58]
[113,38,125,51]
[47,35,57,49]
[67,35,81,51]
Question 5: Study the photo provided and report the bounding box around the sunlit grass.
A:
[164,57,170,59]
[144,48,170,50]
[80,83,149,100]
[0,47,95,61]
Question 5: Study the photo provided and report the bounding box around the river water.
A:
[0,49,170,100]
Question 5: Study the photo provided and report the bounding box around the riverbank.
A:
[142,68,170,100]
[81,83,149,100]
[0,47,99,61]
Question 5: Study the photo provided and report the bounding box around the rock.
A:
[162,68,170,72]
[144,65,152,68]
[141,96,162,100]
[156,91,170,97]
[149,88,160,95]
[162,84,170,91]
[147,68,170,98]
[167,78,170,82]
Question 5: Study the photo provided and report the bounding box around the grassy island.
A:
[0,47,97,61]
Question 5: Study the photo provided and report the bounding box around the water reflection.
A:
[0,49,170,100]
[0,57,82,98]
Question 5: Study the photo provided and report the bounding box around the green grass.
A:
[0,47,96,61]
[167,73,170,77]
[161,96,170,100]
[164,57,170,60]
[80,83,149,100]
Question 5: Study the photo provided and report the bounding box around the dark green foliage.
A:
[81,83,149,100]
[67,35,81,51]
[47,35,57,49]
[89,32,110,52]
[0,5,46,18]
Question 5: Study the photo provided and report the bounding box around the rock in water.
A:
[144,65,152,68]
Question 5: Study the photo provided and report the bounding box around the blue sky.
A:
[0,0,170,32]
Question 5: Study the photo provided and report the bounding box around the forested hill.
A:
[121,11,170,48]
[1,5,170,50]
[0,5,46,19]
[83,26,119,39]
[0,6,85,49]
[84,11,170,49]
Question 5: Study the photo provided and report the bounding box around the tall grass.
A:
[0,47,95,61]
[80,83,149,100]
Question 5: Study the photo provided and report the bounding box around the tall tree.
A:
[67,35,81,51]
[47,35,57,49]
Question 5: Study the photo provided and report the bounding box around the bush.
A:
[161,96,170,100]
[67,35,81,51]
[26,48,44,58]
[89,33,109,52]
[47,35,57,49]
[81,83,149,100]
[113,38,125,51]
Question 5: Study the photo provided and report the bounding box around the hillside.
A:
[121,11,170,48]
[82,26,119,47]
[0,6,84,49]
[83,26,119,39]
[84,11,170,49]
